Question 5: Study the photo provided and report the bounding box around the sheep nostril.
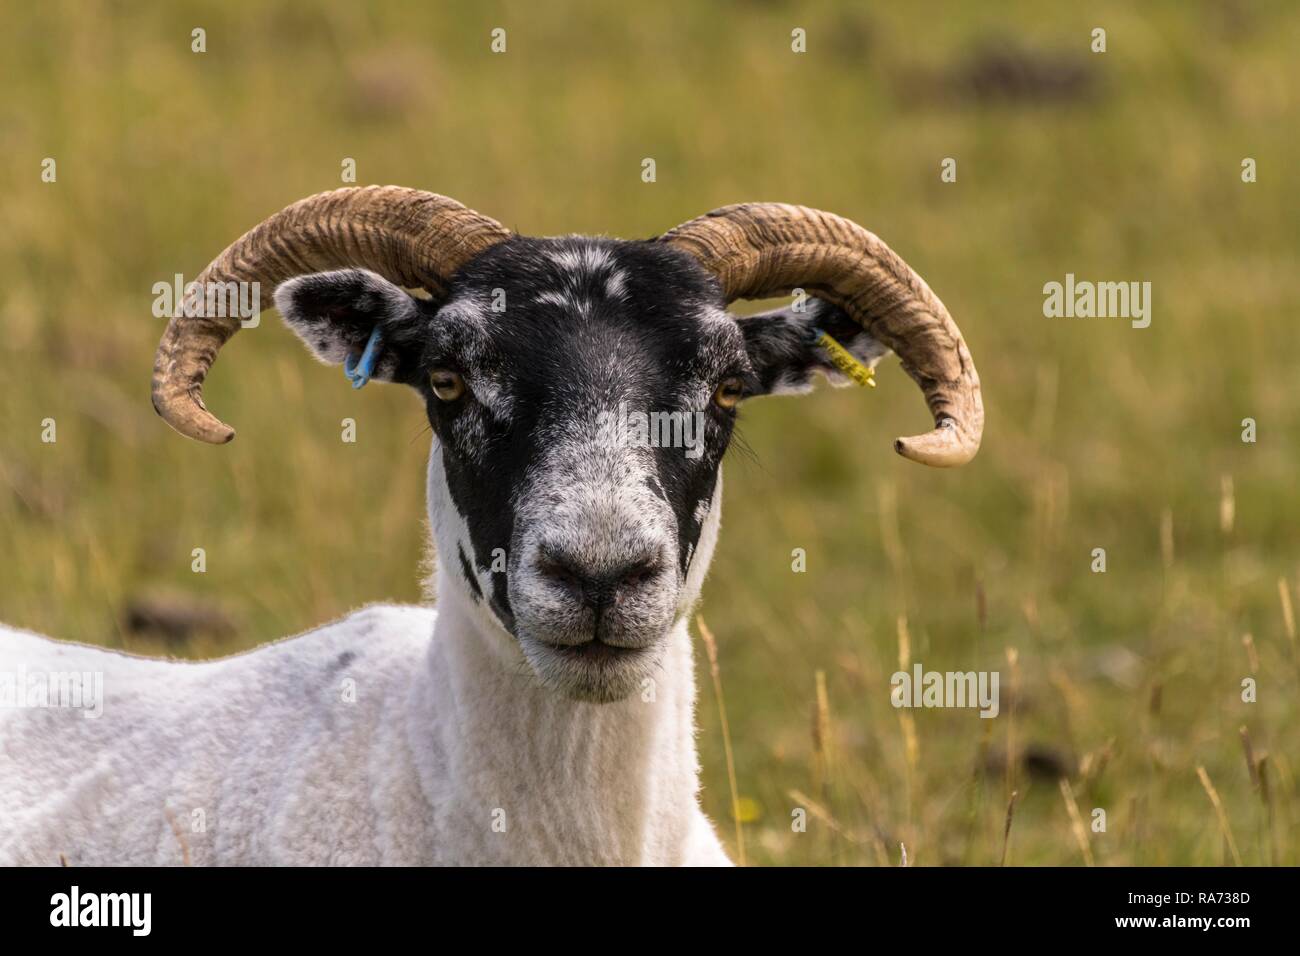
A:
[617,559,662,591]
[537,557,582,591]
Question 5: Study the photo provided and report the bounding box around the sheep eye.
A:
[713,377,745,410]
[429,369,466,402]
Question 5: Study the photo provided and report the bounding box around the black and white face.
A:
[275,237,888,702]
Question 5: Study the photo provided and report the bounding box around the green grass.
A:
[2,0,1297,865]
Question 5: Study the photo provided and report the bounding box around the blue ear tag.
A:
[343,326,384,390]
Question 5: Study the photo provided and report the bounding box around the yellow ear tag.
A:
[813,327,876,388]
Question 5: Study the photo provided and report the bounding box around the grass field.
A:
[1,1,1297,865]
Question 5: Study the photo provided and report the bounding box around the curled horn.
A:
[661,203,983,467]
[151,186,511,444]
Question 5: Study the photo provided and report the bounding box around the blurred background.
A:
[1,0,1296,865]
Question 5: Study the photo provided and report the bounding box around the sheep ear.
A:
[273,269,425,384]
[737,298,892,397]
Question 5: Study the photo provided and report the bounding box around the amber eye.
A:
[713,377,745,410]
[429,369,466,402]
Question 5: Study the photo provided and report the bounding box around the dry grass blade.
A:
[697,615,745,867]
[1257,755,1277,866]
[1219,475,1234,535]
[895,615,919,843]
[1239,726,1260,792]
[812,669,832,799]
[1241,633,1260,674]
[787,788,871,847]
[1240,726,1275,866]
[1005,647,1020,800]
[1160,508,1175,571]
[1195,765,1243,866]
[1280,577,1297,665]
[1000,789,1020,866]
[1058,777,1095,866]
[895,616,919,771]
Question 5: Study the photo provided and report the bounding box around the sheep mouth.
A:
[540,638,651,665]
[523,635,660,702]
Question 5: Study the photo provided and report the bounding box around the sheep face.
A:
[276,237,887,702]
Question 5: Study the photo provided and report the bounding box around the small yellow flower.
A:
[733,796,762,824]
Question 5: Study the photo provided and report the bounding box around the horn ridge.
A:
[151,186,510,443]
[661,203,983,467]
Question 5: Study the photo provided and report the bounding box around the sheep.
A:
[0,186,982,866]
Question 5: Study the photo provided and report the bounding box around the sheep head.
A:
[151,186,983,702]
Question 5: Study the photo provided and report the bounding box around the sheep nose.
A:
[535,549,663,613]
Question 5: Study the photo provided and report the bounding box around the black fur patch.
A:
[457,543,483,601]
[737,299,863,394]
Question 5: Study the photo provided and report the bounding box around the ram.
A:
[0,187,982,866]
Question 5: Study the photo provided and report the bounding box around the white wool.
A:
[0,594,729,865]
[0,500,731,867]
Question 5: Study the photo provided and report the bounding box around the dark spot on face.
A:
[458,543,483,601]
[489,586,515,630]
[329,651,356,673]
[644,475,667,502]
